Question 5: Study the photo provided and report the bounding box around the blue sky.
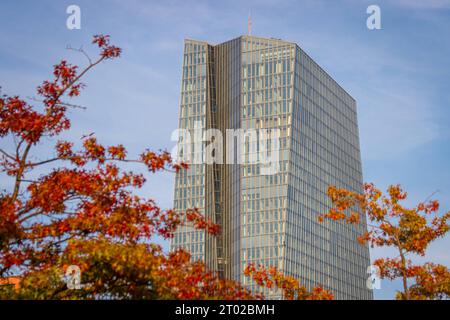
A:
[1,0,449,299]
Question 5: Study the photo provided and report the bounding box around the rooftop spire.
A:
[248,10,252,36]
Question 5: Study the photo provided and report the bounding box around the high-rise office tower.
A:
[170,35,372,300]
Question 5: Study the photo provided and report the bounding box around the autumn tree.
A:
[320,183,450,300]
[244,264,333,300]
[0,35,331,300]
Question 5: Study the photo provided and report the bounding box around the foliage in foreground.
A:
[320,183,450,300]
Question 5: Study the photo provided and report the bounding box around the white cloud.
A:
[279,28,441,161]
[358,79,439,160]
[390,0,450,9]
[111,0,215,36]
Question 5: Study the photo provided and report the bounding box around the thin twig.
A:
[0,148,15,161]
[66,45,93,64]
[27,96,87,110]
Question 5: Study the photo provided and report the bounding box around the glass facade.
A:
[171,36,373,300]
[172,40,208,262]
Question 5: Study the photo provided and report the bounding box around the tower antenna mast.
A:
[248,10,252,36]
